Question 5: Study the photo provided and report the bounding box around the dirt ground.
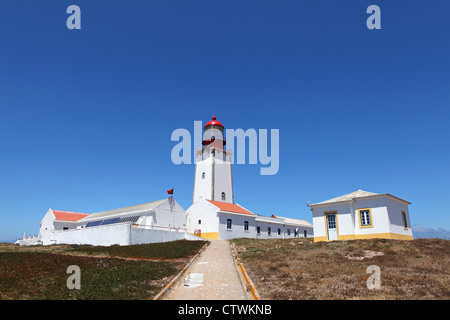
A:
[232,238,450,300]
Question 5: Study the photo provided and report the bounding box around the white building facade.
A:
[186,198,313,240]
[309,190,413,242]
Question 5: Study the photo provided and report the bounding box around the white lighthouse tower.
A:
[192,116,234,204]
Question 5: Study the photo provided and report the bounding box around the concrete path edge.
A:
[153,241,210,300]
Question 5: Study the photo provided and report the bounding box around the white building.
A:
[186,199,312,240]
[309,189,413,242]
[35,198,189,246]
[39,209,90,245]
[186,116,313,240]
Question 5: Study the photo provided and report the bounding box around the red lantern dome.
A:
[202,116,226,147]
[204,116,224,130]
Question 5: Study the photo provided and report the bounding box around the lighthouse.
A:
[192,116,234,204]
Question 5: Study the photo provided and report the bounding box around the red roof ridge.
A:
[52,209,89,214]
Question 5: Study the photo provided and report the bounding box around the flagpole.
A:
[167,188,174,230]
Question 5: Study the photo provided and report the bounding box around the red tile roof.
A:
[52,210,90,222]
[206,200,254,216]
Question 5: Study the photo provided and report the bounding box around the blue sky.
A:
[0,1,449,240]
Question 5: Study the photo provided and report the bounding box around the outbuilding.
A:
[309,189,413,242]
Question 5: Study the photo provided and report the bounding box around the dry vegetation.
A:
[0,240,206,300]
[232,238,450,300]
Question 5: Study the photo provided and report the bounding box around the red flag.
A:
[167,188,173,195]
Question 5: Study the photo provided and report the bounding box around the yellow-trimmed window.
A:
[358,208,373,228]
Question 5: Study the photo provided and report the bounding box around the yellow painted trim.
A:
[401,211,408,230]
[238,263,259,300]
[388,233,413,240]
[324,211,339,241]
[199,232,219,240]
[358,208,373,228]
[314,236,328,242]
[314,232,413,242]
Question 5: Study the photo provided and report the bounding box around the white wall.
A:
[186,199,219,235]
[353,196,391,236]
[213,150,233,203]
[54,221,78,231]
[193,150,213,202]
[130,228,186,244]
[255,221,284,239]
[151,199,186,230]
[385,197,413,237]
[39,209,56,245]
[311,202,351,239]
[255,222,311,239]
[218,213,256,240]
[218,213,313,240]
[50,223,132,246]
[193,148,233,204]
[295,226,314,238]
[49,224,190,246]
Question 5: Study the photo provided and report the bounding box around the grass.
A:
[232,238,450,300]
[0,240,206,300]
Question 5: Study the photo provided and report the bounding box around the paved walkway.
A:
[167,240,247,300]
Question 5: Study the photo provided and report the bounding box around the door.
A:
[326,213,338,240]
